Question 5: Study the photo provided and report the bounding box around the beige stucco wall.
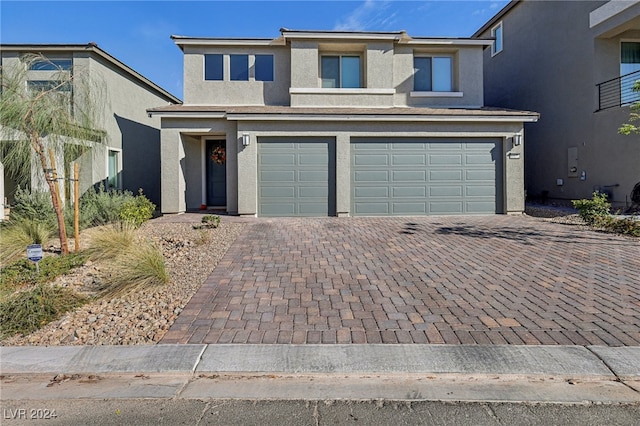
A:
[183,45,290,106]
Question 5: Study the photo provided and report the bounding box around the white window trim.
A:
[319,53,365,89]
[413,54,455,92]
[105,147,122,190]
[410,91,463,98]
[491,21,503,57]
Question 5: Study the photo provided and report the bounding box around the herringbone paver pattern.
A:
[161,216,640,345]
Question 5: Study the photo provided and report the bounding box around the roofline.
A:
[171,35,285,48]
[471,0,521,38]
[0,43,181,104]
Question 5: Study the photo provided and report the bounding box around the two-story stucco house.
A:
[149,29,538,217]
[473,0,640,208]
[0,43,181,210]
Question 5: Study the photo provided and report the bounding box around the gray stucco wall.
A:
[479,0,640,205]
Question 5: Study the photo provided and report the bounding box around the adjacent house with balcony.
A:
[0,43,181,211]
[149,29,538,217]
[473,0,640,207]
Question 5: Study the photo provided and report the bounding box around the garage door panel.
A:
[393,186,426,197]
[261,170,296,182]
[355,186,389,197]
[354,170,389,182]
[354,154,389,166]
[393,202,427,214]
[352,138,502,216]
[429,154,462,165]
[430,186,463,197]
[393,170,426,182]
[392,154,426,166]
[258,137,334,217]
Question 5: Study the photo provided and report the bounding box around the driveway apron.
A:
[161,216,640,345]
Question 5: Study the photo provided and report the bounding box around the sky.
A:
[0,0,509,100]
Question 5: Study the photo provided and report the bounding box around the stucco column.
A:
[504,127,525,214]
[236,130,257,216]
[160,128,186,214]
[335,133,351,217]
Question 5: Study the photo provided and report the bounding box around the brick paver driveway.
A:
[161,215,640,346]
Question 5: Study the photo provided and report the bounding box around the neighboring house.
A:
[0,43,181,209]
[473,0,640,207]
[149,29,538,217]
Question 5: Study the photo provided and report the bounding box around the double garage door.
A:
[258,137,502,217]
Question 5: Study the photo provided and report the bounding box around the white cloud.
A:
[333,0,397,31]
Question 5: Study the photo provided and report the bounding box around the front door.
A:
[206,140,227,207]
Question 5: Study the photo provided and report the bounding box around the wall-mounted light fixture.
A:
[242,133,250,147]
[512,133,522,147]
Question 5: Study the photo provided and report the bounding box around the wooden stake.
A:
[74,162,80,252]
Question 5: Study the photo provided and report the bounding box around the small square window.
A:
[491,22,503,56]
[413,56,452,92]
[204,54,223,80]
[230,54,249,81]
[321,55,361,88]
[255,54,274,81]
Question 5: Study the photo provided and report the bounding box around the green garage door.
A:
[351,138,502,216]
[258,137,335,217]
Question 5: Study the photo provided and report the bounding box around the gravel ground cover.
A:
[1,220,244,346]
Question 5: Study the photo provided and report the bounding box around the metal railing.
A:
[596,69,640,111]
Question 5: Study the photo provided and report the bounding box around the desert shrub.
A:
[0,218,54,264]
[10,187,56,225]
[119,190,155,227]
[0,284,87,338]
[597,215,640,237]
[76,185,133,228]
[572,192,611,226]
[85,222,137,261]
[193,214,221,230]
[100,241,168,297]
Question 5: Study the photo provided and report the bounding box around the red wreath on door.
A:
[211,146,226,165]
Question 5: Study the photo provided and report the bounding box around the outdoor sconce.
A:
[512,134,522,147]
[242,133,250,147]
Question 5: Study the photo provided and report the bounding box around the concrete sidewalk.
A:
[2,344,640,403]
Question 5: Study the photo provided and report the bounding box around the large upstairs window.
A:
[621,42,640,105]
[204,54,223,80]
[321,55,361,88]
[255,54,274,81]
[230,54,249,81]
[413,56,452,92]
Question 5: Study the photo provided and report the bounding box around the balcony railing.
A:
[596,69,640,111]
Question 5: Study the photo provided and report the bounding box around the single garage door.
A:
[258,137,335,217]
[351,138,502,215]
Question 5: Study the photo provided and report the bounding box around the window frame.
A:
[320,54,363,89]
[204,54,224,81]
[106,148,122,190]
[412,54,454,93]
[491,21,503,57]
[230,54,249,81]
[28,58,73,71]
[254,54,274,82]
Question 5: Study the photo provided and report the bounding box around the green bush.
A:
[0,284,87,338]
[119,190,155,227]
[75,185,133,228]
[598,215,640,237]
[201,214,221,228]
[10,187,56,225]
[572,192,611,225]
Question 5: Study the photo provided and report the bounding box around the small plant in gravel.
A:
[572,192,611,226]
[194,214,221,230]
[99,241,168,297]
[85,222,137,261]
[0,284,87,338]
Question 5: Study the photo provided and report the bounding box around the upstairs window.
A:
[28,59,72,71]
[321,55,361,88]
[27,80,72,92]
[413,56,452,92]
[230,54,249,81]
[491,22,503,56]
[255,54,274,81]
[204,54,223,80]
